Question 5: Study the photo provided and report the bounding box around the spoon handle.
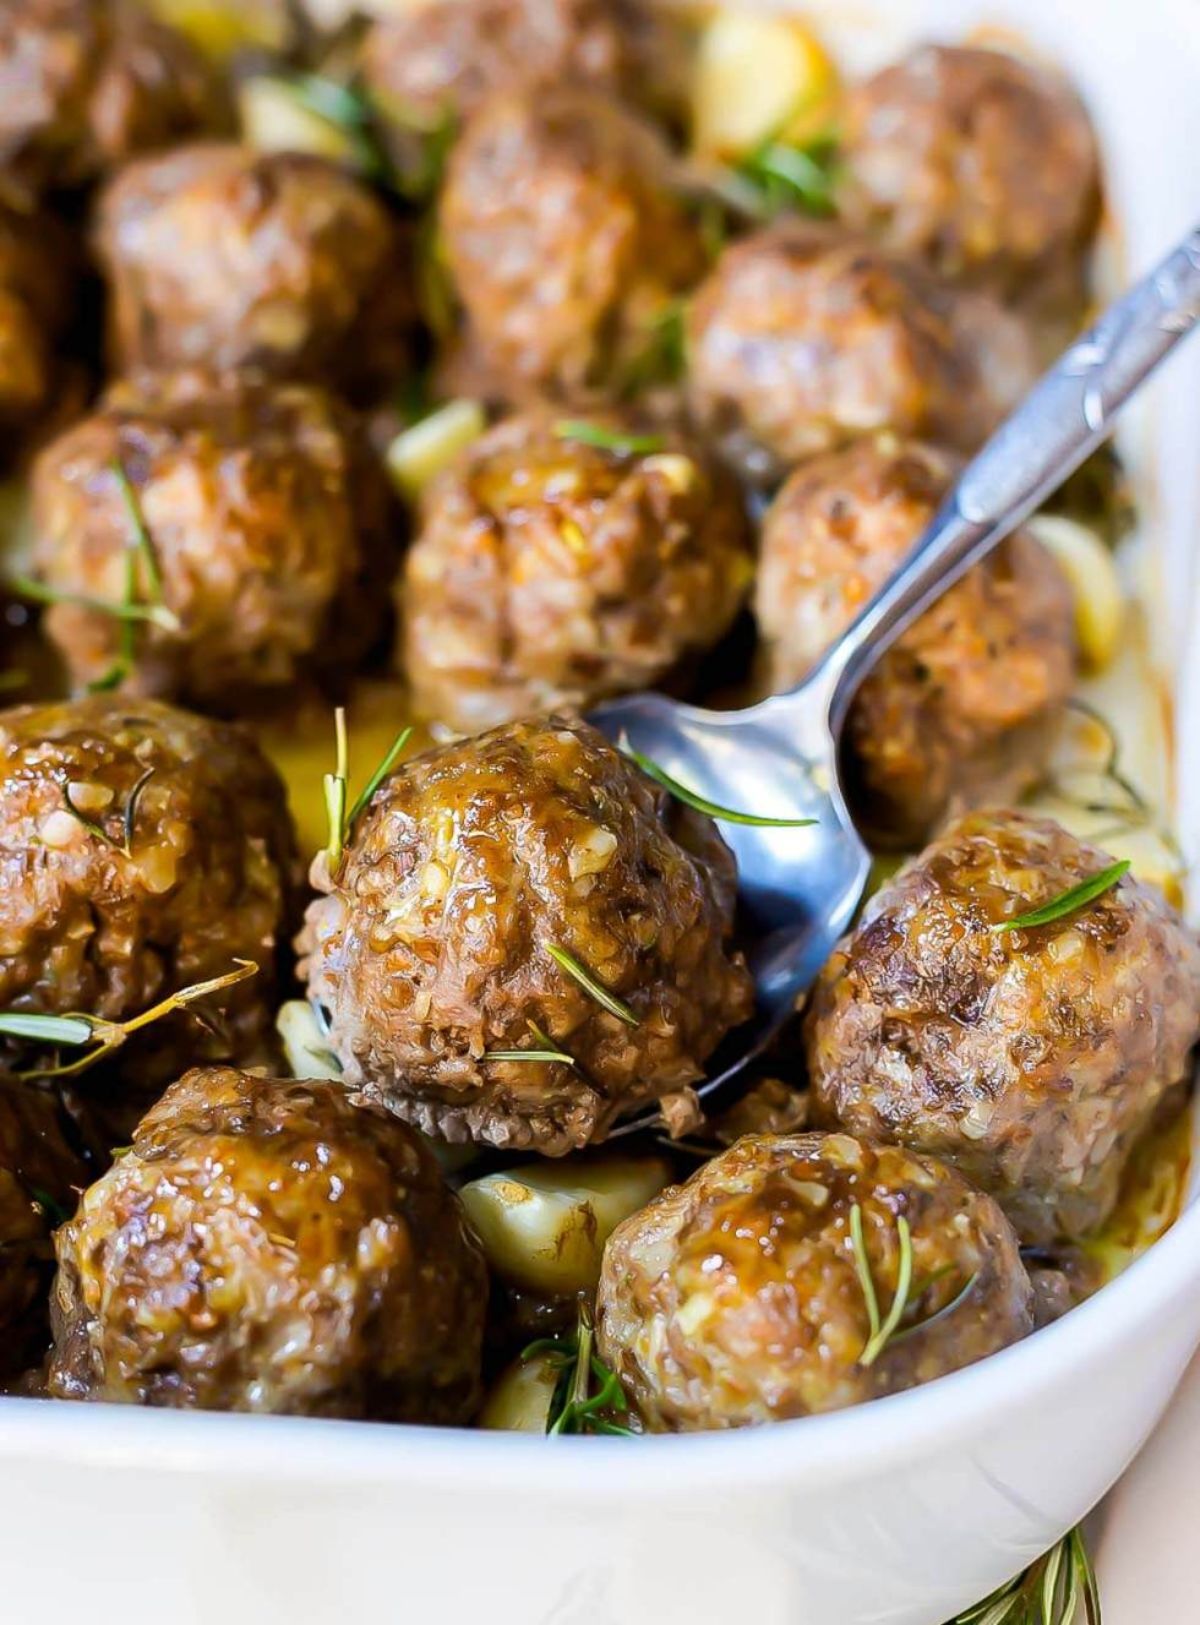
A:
[809,223,1200,729]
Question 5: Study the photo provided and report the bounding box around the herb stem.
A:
[622,741,817,828]
[544,942,639,1027]
[994,860,1130,934]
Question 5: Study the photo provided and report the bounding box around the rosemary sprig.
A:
[553,421,665,458]
[60,766,154,859]
[323,710,414,869]
[523,1302,635,1437]
[485,1028,576,1066]
[848,1202,978,1367]
[111,458,165,604]
[994,860,1130,934]
[622,741,817,828]
[735,130,839,219]
[948,1527,1101,1625]
[12,575,178,630]
[0,959,258,1080]
[544,942,638,1028]
[617,300,688,396]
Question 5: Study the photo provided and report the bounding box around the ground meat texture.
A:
[95,145,414,393]
[0,0,225,200]
[30,371,398,708]
[756,436,1076,844]
[48,1067,488,1416]
[439,88,704,404]
[805,811,1200,1246]
[839,45,1100,307]
[401,411,753,732]
[0,1075,90,1376]
[0,203,74,441]
[0,696,297,1078]
[597,1131,1033,1431]
[300,714,754,1155]
[684,223,1037,482]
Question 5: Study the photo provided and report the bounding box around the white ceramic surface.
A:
[0,4,1197,1623]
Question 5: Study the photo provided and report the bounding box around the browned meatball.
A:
[0,0,225,199]
[0,696,297,1079]
[840,45,1100,308]
[805,811,1200,1245]
[0,1075,89,1376]
[31,370,398,708]
[756,436,1076,843]
[48,1067,488,1416]
[300,714,754,1154]
[0,202,76,446]
[685,223,1037,481]
[440,88,703,403]
[597,1131,1033,1431]
[95,144,414,392]
[401,411,753,732]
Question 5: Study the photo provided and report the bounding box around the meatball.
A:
[300,714,754,1154]
[440,88,704,403]
[597,1131,1033,1431]
[401,411,753,732]
[48,1067,488,1416]
[756,436,1076,843]
[805,811,1200,1245]
[31,370,398,707]
[0,1075,89,1376]
[839,46,1100,307]
[0,0,225,199]
[685,222,1037,480]
[95,144,413,392]
[0,696,297,1079]
[0,202,75,444]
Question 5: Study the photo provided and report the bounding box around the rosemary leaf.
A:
[485,1046,576,1064]
[523,1304,635,1437]
[323,706,350,868]
[553,421,665,457]
[0,1012,95,1046]
[623,741,817,828]
[946,1527,1101,1625]
[347,726,413,830]
[122,766,154,856]
[859,1213,913,1367]
[544,942,638,1027]
[13,575,178,629]
[111,458,166,604]
[994,860,1130,934]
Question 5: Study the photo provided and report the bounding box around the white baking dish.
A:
[1,3,1197,1622]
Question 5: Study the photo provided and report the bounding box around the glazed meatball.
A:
[48,1067,488,1417]
[401,411,753,732]
[597,1131,1033,1431]
[0,203,75,444]
[805,811,1200,1245]
[685,223,1037,480]
[0,0,225,199]
[95,145,413,392]
[440,88,704,403]
[0,696,296,1078]
[300,714,754,1154]
[31,371,397,707]
[756,436,1076,842]
[0,1075,90,1376]
[839,46,1100,307]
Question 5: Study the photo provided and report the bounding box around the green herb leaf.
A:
[947,1526,1101,1625]
[617,300,687,396]
[522,1303,635,1437]
[0,1012,95,1045]
[544,942,639,1027]
[111,458,166,604]
[323,706,350,869]
[12,575,178,629]
[60,766,155,859]
[735,131,839,219]
[623,742,818,828]
[994,860,1130,934]
[485,1042,576,1065]
[850,1203,978,1368]
[347,726,413,830]
[553,421,665,457]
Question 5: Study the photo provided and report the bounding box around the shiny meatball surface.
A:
[0,1075,89,1376]
[0,697,296,1074]
[440,88,703,403]
[597,1131,1033,1431]
[32,371,397,707]
[401,411,752,732]
[685,223,1036,480]
[840,46,1100,304]
[757,436,1075,842]
[95,145,413,391]
[301,714,754,1154]
[0,0,224,198]
[806,811,1200,1245]
[48,1067,488,1417]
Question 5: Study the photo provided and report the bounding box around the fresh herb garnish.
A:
[0,959,258,1080]
[12,575,178,630]
[523,1302,635,1437]
[60,765,154,858]
[485,1020,576,1067]
[735,131,839,219]
[622,741,817,828]
[848,1202,977,1368]
[617,300,688,396]
[347,727,413,829]
[948,1526,1101,1625]
[323,709,414,870]
[544,943,638,1028]
[553,421,666,458]
[994,860,1130,934]
[286,75,392,185]
[111,458,165,605]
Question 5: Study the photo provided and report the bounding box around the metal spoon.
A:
[594,222,1200,1133]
